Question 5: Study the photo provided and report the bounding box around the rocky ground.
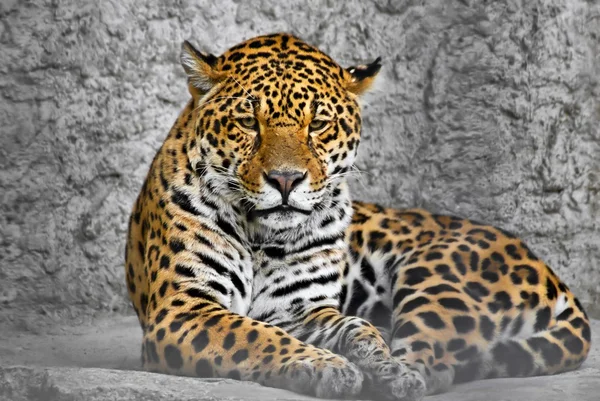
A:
[0,315,598,401]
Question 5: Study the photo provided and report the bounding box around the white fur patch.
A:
[554,293,569,317]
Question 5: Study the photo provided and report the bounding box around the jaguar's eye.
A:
[238,116,257,130]
[308,119,328,132]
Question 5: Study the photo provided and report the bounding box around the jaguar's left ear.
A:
[181,40,226,100]
[345,57,382,95]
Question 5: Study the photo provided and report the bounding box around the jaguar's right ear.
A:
[180,40,225,99]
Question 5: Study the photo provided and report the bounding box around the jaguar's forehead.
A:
[215,33,348,90]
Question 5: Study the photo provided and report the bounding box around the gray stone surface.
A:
[0,316,599,400]
[0,366,318,401]
[0,0,599,327]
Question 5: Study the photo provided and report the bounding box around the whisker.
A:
[228,75,255,106]
[193,164,260,212]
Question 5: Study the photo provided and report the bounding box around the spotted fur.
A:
[125,33,591,400]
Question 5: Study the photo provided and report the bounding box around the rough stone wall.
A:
[1,0,599,326]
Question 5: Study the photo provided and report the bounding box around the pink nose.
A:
[264,170,306,204]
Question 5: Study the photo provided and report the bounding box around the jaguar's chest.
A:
[242,246,346,319]
[226,247,287,317]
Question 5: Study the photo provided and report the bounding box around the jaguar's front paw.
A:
[362,359,426,401]
[282,352,364,399]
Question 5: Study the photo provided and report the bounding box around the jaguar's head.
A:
[181,33,380,230]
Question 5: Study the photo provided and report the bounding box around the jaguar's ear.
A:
[345,57,382,96]
[180,40,225,99]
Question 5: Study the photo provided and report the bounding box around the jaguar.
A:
[125,32,591,400]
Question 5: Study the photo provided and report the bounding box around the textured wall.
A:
[1,0,599,326]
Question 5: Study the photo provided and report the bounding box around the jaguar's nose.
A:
[264,170,307,204]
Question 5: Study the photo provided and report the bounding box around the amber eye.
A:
[308,119,328,132]
[238,116,257,130]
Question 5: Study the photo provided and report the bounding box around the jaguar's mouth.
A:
[251,205,312,217]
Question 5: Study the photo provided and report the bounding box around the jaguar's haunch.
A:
[125,33,591,401]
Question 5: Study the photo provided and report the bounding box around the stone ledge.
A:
[0,365,316,401]
[1,363,598,401]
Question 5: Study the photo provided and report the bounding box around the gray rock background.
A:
[1,0,599,330]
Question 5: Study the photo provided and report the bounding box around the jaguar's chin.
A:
[250,205,312,230]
